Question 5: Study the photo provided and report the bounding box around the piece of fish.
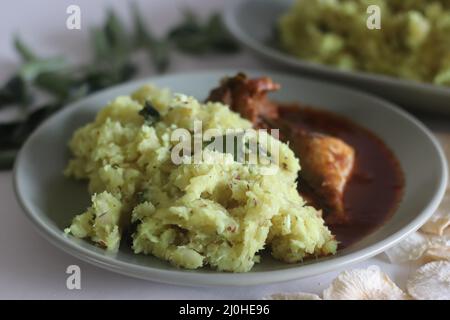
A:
[291,130,355,223]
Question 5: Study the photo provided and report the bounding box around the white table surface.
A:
[0,0,444,299]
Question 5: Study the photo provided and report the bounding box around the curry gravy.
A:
[278,104,404,248]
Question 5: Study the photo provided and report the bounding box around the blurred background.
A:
[0,0,244,68]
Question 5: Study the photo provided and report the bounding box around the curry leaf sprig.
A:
[0,5,239,170]
[168,10,240,55]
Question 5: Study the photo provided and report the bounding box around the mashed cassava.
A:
[64,85,337,272]
[279,0,450,86]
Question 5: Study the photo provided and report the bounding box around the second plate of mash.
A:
[224,0,450,114]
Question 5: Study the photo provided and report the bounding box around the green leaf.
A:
[131,3,170,72]
[91,27,111,62]
[0,102,61,169]
[83,62,136,92]
[105,10,125,45]
[83,69,118,91]
[118,62,137,81]
[14,35,68,81]
[131,2,154,47]
[0,75,30,108]
[138,101,160,125]
[104,9,129,61]
[172,33,210,54]
[11,103,61,145]
[19,56,67,82]
[13,35,37,62]
[168,9,202,44]
[181,9,199,25]
[0,149,18,170]
[206,14,240,53]
[148,39,170,73]
[168,10,239,55]
[34,72,75,99]
[0,121,22,149]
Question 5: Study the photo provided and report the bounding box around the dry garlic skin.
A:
[323,266,408,300]
[407,261,450,300]
[385,232,429,264]
[64,85,337,272]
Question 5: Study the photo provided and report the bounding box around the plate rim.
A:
[13,69,448,287]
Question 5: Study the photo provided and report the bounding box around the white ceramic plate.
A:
[14,70,447,286]
[224,0,450,114]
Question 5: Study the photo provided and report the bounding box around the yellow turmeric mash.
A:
[64,85,337,272]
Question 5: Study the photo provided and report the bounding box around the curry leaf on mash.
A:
[139,101,160,125]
